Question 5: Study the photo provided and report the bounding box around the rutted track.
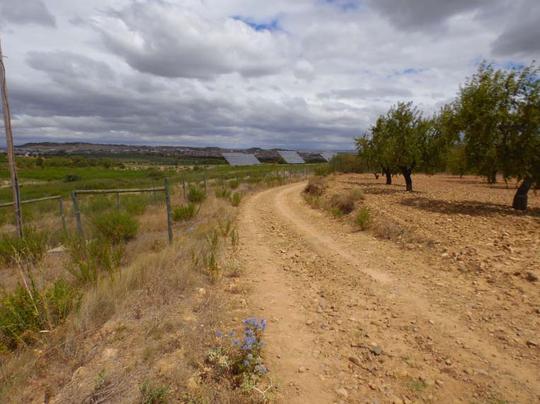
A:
[237,182,540,403]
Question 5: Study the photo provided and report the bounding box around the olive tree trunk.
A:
[400,167,413,192]
[488,170,497,184]
[383,167,392,185]
[512,178,532,211]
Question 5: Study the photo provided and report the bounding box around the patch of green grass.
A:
[173,203,198,222]
[0,228,48,266]
[92,212,138,244]
[140,380,169,404]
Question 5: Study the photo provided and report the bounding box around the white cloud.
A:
[90,1,292,79]
[1,0,538,149]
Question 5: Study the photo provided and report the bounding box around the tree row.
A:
[357,62,539,210]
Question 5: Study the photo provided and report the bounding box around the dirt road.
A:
[237,182,540,403]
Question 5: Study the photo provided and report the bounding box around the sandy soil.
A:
[236,176,539,403]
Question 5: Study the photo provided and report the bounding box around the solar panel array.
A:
[278,150,305,164]
[222,153,261,166]
[320,152,337,162]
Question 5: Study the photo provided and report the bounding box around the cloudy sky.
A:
[0,0,538,150]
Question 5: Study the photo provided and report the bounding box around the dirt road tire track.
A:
[237,182,540,403]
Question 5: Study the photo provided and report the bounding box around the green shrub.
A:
[0,284,42,349]
[187,185,207,204]
[0,228,48,266]
[92,212,138,244]
[0,279,79,350]
[66,237,124,284]
[173,203,198,222]
[355,207,372,230]
[230,192,242,207]
[63,174,81,182]
[123,194,150,216]
[44,279,80,324]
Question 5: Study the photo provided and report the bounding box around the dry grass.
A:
[0,191,248,403]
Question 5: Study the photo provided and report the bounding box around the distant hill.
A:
[14,142,331,163]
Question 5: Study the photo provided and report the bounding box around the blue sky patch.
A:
[233,16,281,32]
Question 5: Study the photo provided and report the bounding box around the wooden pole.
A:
[74,186,164,195]
[71,192,84,239]
[0,37,23,237]
[164,178,173,244]
[59,198,67,233]
[0,194,61,208]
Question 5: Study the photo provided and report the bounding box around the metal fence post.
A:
[182,178,186,199]
[164,178,173,244]
[116,192,120,210]
[71,191,84,239]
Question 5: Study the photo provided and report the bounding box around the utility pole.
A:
[0,37,23,237]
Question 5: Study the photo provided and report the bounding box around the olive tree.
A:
[357,116,397,185]
[359,102,448,191]
[456,62,539,210]
[356,125,395,185]
[380,102,427,191]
